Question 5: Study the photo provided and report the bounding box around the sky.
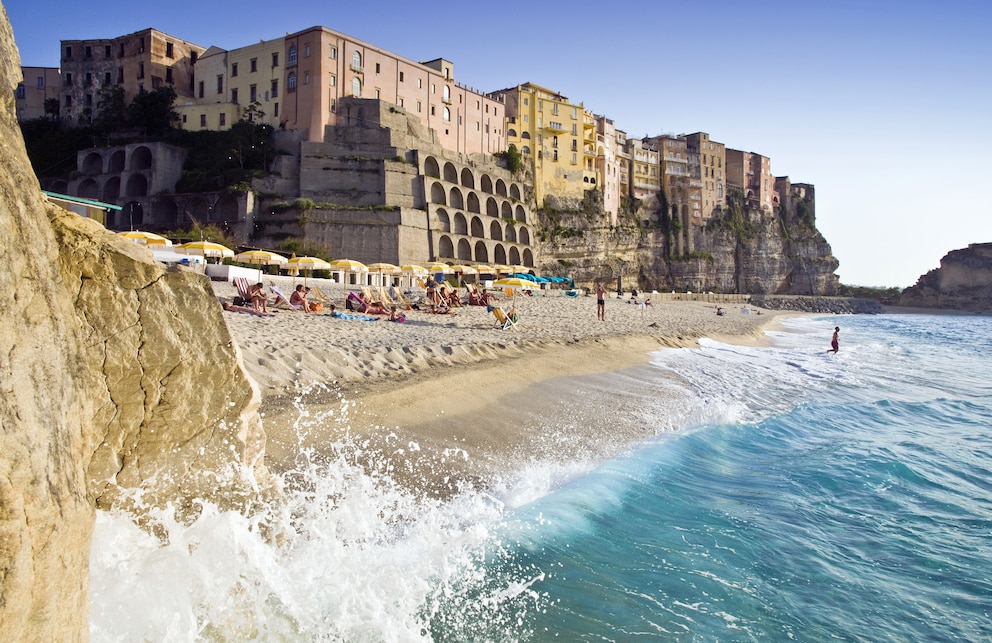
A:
[6,0,991,287]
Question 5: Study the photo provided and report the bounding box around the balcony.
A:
[545,121,567,133]
[350,62,363,73]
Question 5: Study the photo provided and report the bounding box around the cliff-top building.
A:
[15,66,61,121]
[684,132,726,222]
[59,29,205,125]
[725,148,776,213]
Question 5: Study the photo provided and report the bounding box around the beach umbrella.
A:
[329,258,368,292]
[493,276,540,308]
[400,264,428,290]
[472,264,495,275]
[286,256,332,287]
[493,264,513,276]
[176,240,235,261]
[367,262,400,287]
[425,262,453,274]
[448,265,477,274]
[234,249,288,281]
[118,230,172,246]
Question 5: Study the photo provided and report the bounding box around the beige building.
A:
[645,134,693,253]
[176,37,286,131]
[59,29,205,124]
[494,82,587,207]
[684,132,726,222]
[593,114,622,225]
[726,148,776,213]
[15,67,61,121]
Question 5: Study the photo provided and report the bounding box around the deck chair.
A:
[269,283,302,310]
[492,306,518,330]
[233,277,252,302]
[309,285,332,303]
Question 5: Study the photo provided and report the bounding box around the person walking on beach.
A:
[595,284,606,321]
[827,326,840,353]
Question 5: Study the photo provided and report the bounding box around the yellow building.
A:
[493,82,587,207]
[15,67,61,121]
[685,132,726,221]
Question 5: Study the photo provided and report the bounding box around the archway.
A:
[505,225,517,243]
[457,238,472,260]
[460,167,475,189]
[509,184,521,200]
[495,178,507,197]
[438,235,454,259]
[152,199,179,227]
[474,241,489,263]
[453,212,468,235]
[481,175,493,194]
[523,248,534,267]
[515,204,527,223]
[466,192,480,214]
[490,220,503,241]
[443,162,458,183]
[82,151,102,175]
[436,208,450,232]
[470,216,484,238]
[125,174,147,197]
[449,187,464,210]
[519,227,530,245]
[501,202,512,219]
[431,182,447,205]
[108,150,126,173]
[424,156,440,177]
[494,244,507,265]
[129,145,153,171]
[508,247,521,264]
[102,176,120,202]
[486,197,498,218]
[77,178,99,199]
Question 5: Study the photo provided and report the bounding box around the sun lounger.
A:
[269,283,302,310]
[491,306,518,330]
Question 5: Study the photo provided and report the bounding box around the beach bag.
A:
[311,302,324,313]
[233,296,247,306]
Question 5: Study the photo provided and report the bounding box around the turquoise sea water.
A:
[90,314,992,641]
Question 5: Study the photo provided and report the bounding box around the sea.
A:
[89,313,992,642]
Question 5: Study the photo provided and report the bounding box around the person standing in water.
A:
[827,326,840,353]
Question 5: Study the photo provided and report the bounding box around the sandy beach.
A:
[214,275,789,493]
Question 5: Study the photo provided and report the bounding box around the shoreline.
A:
[213,276,795,493]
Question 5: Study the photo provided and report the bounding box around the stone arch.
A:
[495,178,507,197]
[494,244,507,265]
[125,174,147,197]
[187,197,210,224]
[466,192,481,214]
[507,129,517,137]
[490,220,503,241]
[515,204,527,223]
[424,156,440,178]
[460,167,475,189]
[508,247,521,265]
[214,194,239,221]
[108,149,126,172]
[443,162,458,183]
[505,225,517,243]
[521,146,530,155]
[481,174,493,194]
[449,187,464,209]
[523,248,534,267]
[519,227,530,245]
[129,145,152,171]
[152,199,179,227]
[438,235,454,259]
[82,151,102,175]
[49,179,68,193]
[521,131,531,139]
[486,197,498,218]
[509,183,521,200]
[474,240,489,263]
[102,176,120,202]
[470,216,484,238]
[122,201,143,228]
[501,201,512,219]
[453,212,468,235]
[436,208,450,232]
[77,178,99,199]
[431,182,446,205]
[457,238,472,260]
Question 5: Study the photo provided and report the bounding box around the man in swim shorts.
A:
[827,326,840,353]
[595,284,606,321]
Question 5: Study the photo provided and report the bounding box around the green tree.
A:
[94,85,126,134]
[127,86,178,136]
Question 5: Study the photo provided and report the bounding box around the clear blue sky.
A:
[7,0,991,287]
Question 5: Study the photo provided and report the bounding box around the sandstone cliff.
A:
[0,8,272,638]
[900,243,992,311]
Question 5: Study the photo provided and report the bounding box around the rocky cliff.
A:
[900,243,992,311]
[538,179,840,295]
[0,8,272,638]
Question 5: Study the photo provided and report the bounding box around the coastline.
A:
[214,276,792,493]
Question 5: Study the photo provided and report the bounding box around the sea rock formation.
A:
[0,9,271,638]
[900,243,992,311]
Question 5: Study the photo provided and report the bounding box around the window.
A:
[65,95,72,107]
[138,63,144,79]
[430,83,435,94]
[231,88,238,104]
[288,72,296,91]
[351,76,361,97]
[270,53,277,67]
[232,62,238,77]
[85,72,92,86]
[105,45,111,57]
[104,72,111,85]
[119,43,125,57]
[166,42,174,58]
[329,45,337,59]
[15,84,25,99]
[216,75,223,94]
[85,93,92,106]
[165,68,173,84]
[250,85,257,102]
[84,45,92,59]
[64,45,72,60]
[330,98,336,112]
[304,72,310,86]
[220,113,226,127]
[352,51,362,71]
[198,80,204,98]
[417,78,422,88]
[443,106,450,121]
[274,102,279,117]
[398,97,404,107]
[443,85,450,103]
[37,76,44,89]
[375,89,380,99]
[288,45,297,65]
[304,43,311,57]
[271,80,278,98]
[64,72,72,86]
[430,105,435,116]
[399,71,404,82]
[417,100,422,113]
[329,74,336,86]
[200,114,207,127]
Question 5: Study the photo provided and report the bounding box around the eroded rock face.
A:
[900,243,992,311]
[0,6,272,638]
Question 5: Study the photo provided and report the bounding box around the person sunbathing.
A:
[248,282,268,312]
[290,285,313,313]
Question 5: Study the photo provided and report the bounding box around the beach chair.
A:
[233,277,252,303]
[269,283,302,310]
[309,285,331,303]
[492,306,518,331]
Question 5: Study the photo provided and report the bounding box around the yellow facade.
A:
[495,83,586,206]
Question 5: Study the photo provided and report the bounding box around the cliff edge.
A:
[900,243,992,312]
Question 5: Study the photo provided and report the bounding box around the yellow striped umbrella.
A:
[176,240,234,260]
[118,230,172,246]
[235,249,289,280]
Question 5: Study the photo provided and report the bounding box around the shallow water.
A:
[90,313,992,641]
